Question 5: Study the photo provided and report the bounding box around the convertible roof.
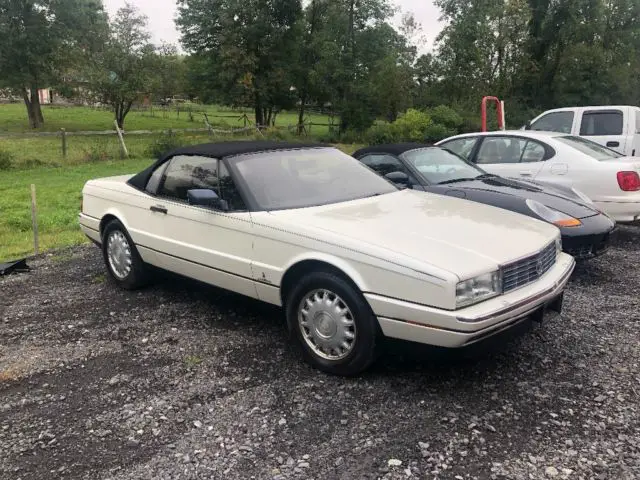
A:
[352,142,434,158]
[128,140,326,191]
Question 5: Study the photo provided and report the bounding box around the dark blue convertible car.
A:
[353,143,616,259]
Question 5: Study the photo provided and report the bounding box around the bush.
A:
[146,130,187,159]
[364,122,398,145]
[0,150,13,170]
[392,109,433,142]
[423,123,457,143]
[428,105,463,130]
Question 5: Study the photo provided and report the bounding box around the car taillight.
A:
[616,171,640,191]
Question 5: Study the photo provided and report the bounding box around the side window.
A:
[440,138,478,160]
[580,111,623,136]
[530,112,574,133]
[219,162,247,211]
[146,163,167,194]
[158,155,219,201]
[476,137,546,164]
[521,141,546,163]
[360,154,418,184]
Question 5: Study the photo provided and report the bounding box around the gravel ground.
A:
[1,227,639,480]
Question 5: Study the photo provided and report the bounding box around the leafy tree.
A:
[150,43,188,103]
[177,0,303,126]
[0,0,108,128]
[86,3,155,128]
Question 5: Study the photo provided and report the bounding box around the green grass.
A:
[0,142,362,261]
[0,159,151,260]
[0,104,333,134]
[0,104,354,260]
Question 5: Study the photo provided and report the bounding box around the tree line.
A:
[0,0,638,133]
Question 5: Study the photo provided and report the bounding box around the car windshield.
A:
[556,135,623,160]
[231,147,398,210]
[401,147,486,184]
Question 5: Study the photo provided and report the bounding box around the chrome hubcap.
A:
[298,289,356,361]
[106,231,132,280]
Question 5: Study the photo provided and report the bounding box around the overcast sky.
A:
[103,0,443,51]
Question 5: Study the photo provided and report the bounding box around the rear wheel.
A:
[102,219,149,290]
[285,271,380,376]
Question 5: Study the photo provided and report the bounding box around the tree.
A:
[86,3,155,128]
[177,0,303,126]
[0,0,108,128]
[150,43,188,103]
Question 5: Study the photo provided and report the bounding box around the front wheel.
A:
[285,271,380,376]
[102,219,149,290]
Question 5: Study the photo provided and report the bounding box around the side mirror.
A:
[385,171,411,188]
[187,188,229,211]
[523,121,532,130]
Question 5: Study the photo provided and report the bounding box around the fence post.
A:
[30,184,39,256]
[113,120,129,158]
[61,128,67,159]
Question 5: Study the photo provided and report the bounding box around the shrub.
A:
[0,150,13,170]
[364,122,398,145]
[428,105,463,130]
[146,130,187,159]
[392,109,433,142]
[423,123,457,143]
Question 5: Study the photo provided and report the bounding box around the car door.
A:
[141,154,258,299]
[471,136,548,180]
[578,109,628,154]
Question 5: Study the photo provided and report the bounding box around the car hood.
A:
[264,190,559,280]
[427,176,599,219]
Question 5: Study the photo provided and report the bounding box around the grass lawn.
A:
[0,142,362,261]
[0,103,333,135]
[0,159,151,261]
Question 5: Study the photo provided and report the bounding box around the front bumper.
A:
[562,223,618,260]
[367,253,575,348]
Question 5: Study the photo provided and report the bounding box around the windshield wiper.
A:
[437,178,475,185]
[474,173,497,179]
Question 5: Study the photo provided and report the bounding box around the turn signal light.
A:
[617,171,640,191]
[554,218,582,227]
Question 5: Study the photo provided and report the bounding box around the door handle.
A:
[519,171,533,177]
[606,141,620,148]
[150,205,168,214]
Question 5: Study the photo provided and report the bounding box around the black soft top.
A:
[128,140,326,191]
[352,142,435,158]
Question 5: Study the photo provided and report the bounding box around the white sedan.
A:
[436,131,640,222]
[79,141,575,375]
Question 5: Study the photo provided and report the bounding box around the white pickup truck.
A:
[526,105,640,157]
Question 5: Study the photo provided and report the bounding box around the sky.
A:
[103,0,444,52]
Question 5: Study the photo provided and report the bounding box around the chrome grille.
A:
[502,242,557,293]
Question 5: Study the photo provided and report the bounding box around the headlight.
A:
[555,234,562,255]
[571,187,593,205]
[456,271,501,309]
[526,199,582,227]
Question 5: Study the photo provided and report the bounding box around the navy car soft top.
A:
[127,140,325,191]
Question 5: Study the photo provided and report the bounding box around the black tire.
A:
[285,271,380,376]
[101,219,149,290]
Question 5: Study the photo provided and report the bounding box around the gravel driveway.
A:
[1,227,639,480]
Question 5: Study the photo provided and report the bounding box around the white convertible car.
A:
[80,141,575,375]
[436,131,640,223]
